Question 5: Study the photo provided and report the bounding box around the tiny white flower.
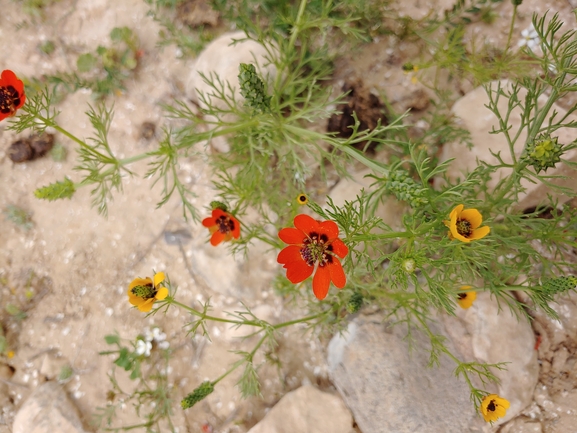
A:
[158,341,170,350]
[151,327,167,342]
[518,25,540,50]
[135,339,152,357]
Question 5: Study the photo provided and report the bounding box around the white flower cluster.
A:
[135,326,170,357]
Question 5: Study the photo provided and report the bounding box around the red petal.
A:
[1,70,25,99]
[230,215,241,239]
[279,227,305,245]
[202,217,215,228]
[319,220,339,239]
[277,245,303,265]
[312,266,331,300]
[294,214,319,234]
[212,208,227,219]
[328,260,346,288]
[210,231,225,246]
[330,239,348,258]
[285,259,314,284]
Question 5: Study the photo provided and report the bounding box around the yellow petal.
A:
[450,204,464,220]
[495,397,510,409]
[129,277,152,291]
[138,299,155,312]
[470,225,491,241]
[460,208,483,229]
[155,287,169,301]
[128,293,145,307]
[457,291,477,309]
[153,272,166,288]
[450,225,471,242]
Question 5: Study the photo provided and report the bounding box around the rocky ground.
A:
[1,0,577,432]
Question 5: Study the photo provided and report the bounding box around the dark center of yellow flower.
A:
[297,194,308,204]
[0,85,21,115]
[456,219,472,237]
[457,293,467,300]
[131,284,156,299]
[301,232,334,267]
[487,400,496,412]
[215,215,235,234]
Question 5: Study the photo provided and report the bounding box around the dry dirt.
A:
[0,0,576,432]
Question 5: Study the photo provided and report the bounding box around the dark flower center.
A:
[457,293,467,300]
[456,219,472,237]
[300,231,334,267]
[487,400,496,412]
[215,215,235,234]
[132,284,156,299]
[0,85,21,115]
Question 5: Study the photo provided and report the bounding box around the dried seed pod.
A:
[29,133,55,158]
[139,121,156,140]
[8,139,34,163]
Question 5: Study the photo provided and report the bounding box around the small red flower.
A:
[0,70,26,121]
[202,208,241,246]
[277,214,348,300]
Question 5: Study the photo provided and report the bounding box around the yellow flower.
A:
[457,286,477,309]
[296,193,308,205]
[446,204,490,242]
[127,272,168,313]
[7,351,14,359]
[480,394,510,422]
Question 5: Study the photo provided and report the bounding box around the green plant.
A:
[5,0,577,428]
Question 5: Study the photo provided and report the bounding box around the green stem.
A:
[505,5,518,53]
[289,0,309,53]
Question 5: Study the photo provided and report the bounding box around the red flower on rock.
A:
[0,70,26,121]
[277,214,348,300]
[202,208,241,246]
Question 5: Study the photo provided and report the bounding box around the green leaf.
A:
[104,334,120,345]
[77,53,97,73]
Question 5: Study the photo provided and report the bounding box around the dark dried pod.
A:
[29,133,55,158]
[8,139,34,163]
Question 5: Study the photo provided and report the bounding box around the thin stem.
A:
[505,5,518,53]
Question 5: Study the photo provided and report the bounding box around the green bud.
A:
[542,276,577,295]
[385,170,428,207]
[347,292,363,313]
[238,63,271,114]
[34,177,76,201]
[511,0,523,5]
[401,258,416,274]
[210,201,228,212]
[522,135,564,173]
[181,381,215,409]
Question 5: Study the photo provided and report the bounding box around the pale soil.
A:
[0,0,576,432]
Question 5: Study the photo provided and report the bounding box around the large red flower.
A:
[202,208,241,246]
[277,214,349,300]
[0,70,26,121]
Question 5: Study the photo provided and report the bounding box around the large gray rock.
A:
[441,80,577,210]
[442,292,539,426]
[247,385,354,433]
[13,382,87,433]
[327,316,482,433]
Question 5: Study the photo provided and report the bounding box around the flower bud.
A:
[238,63,271,114]
[522,135,564,173]
[181,381,215,409]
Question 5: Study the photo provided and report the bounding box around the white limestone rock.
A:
[13,382,87,433]
[247,385,354,433]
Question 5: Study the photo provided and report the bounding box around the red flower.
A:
[0,70,26,121]
[202,208,241,246]
[277,214,348,300]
